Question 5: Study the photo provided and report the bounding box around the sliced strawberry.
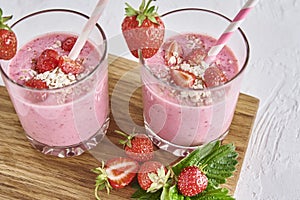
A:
[105,157,139,189]
[170,69,196,88]
[186,48,206,66]
[177,166,208,197]
[62,37,77,52]
[24,78,48,89]
[203,66,228,88]
[35,49,59,73]
[58,56,84,75]
[164,40,183,66]
[137,161,169,192]
[92,157,139,199]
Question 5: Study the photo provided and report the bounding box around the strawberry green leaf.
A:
[190,187,235,200]
[146,6,156,15]
[139,0,146,12]
[147,15,158,24]
[125,3,138,17]
[131,187,162,199]
[171,141,238,188]
[137,14,147,26]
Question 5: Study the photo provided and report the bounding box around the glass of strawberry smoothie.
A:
[140,8,250,156]
[0,9,109,157]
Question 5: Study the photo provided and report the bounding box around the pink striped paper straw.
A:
[204,0,259,65]
[68,0,109,60]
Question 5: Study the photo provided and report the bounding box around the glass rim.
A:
[140,8,250,91]
[0,8,108,92]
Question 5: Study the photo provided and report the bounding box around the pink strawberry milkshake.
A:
[4,32,109,154]
[142,33,244,150]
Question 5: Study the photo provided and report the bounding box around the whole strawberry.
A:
[116,129,154,162]
[0,8,17,60]
[137,161,170,192]
[177,166,208,197]
[121,0,165,59]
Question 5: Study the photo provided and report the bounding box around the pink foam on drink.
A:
[142,33,240,146]
[8,33,109,146]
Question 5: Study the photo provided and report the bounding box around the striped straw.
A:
[68,0,109,60]
[204,0,259,65]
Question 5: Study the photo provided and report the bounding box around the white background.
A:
[1,0,299,199]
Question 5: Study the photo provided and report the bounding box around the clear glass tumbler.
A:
[140,8,250,156]
[0,9,109,157]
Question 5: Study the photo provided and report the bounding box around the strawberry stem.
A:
[0,8,13,31]
[124,0,159,26]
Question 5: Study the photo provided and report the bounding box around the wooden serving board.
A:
[0,55,259,200]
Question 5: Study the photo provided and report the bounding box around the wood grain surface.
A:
[0,55,259,200]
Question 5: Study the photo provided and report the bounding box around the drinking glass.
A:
[140,8,250,156]
[0,9,109,157]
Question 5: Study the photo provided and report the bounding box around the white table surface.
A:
[0,0,299,199]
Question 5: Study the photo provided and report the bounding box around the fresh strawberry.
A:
[62,37,77,52]
[177,166,208,197]
[116,130,154,162]
[186,48,207,66]
[203,66,228,88]
[35,49,59,73]
[121,0,165,59]
[24,78,48,89]
[0,9,17,60]
[170,69,196,88]
[92,157,139,199]
[163,40,183,66]
[58,56,84,75]
[137,161,170,192]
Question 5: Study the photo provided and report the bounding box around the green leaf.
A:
[146,6,155,14]
[147,15,158,24]
[171,141,238,188]
[137,14,146,27]
[131,186,162,200]
[125,3,138,17]
[168,185,185,200]
[172,141,220,175]
[190,187,235,200]
[139,0,146,12]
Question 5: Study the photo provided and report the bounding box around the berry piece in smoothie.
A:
[203,66,228,87]
[25,78,48,89]
[62,36,77,52]
[164,40,183,66]
[170,69,196,88]
[58,56,84,75]
[35,49,60,73]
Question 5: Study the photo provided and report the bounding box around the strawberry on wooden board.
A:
[137,161,170,193]
[0,8,17,60]
[92,157,139,200]
[177,166,208,197]
[121,0,165,59]
[115,129,154,162]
